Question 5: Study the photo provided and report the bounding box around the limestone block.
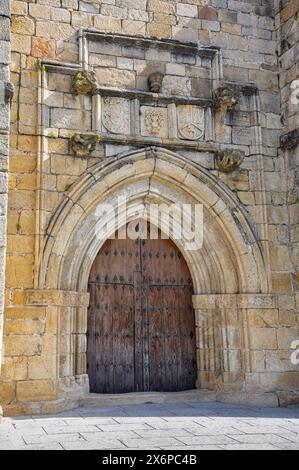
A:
[162,76,191,97]
[31,37,55,59]
[16,379,58,402]
[0,40,10,65]
[0,382,15,405]
[0,17,10,41]
[28,355,57,380]
[147,22,171,39]
[177,3,198,18]
[11,33,31,55]
[94,15,122,33]
[4,315,45,334]
[277,328,299,350]
[148,0,176,15]
[1,357,28,381]
[41,335,57,356]
[11,15,35,35]
[4,334,41,356]
[95,68,136,89]
[250,328,278,350]
[123,20,146,36]
[50,108,90,131]
[0,0,10,17]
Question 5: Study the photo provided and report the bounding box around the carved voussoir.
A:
[72,69,98,95]
[215,149,245,172]
[214,85,240,112]
[70,133,100,157]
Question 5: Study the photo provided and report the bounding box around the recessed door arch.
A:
[87,222,197,394]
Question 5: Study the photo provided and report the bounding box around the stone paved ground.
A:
[1,402,299,450]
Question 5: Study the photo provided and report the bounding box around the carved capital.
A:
[215,149,245,173]
[148,72,164,93]
[214,85,240,112]
[72,69,98,95]
[4,81,14,104]
[70,133,100,157]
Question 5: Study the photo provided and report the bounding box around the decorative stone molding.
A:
[72,69,98,95]
[70,133,100,157]
[24,290,90,307]
[214,84,240,112]
[192,294,277,310]
[280,128,299,150]
[4,81,14,104]
[215,149,245,172]
[148,72,164,93]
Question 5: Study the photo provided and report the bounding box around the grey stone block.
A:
[0,0,10,18]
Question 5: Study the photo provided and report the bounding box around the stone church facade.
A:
[0,0,298,417]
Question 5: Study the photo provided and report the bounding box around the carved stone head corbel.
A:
[70,133,100,157]
[148,72,164,93]
[214,85,240,113]
[72,69,98,95]
[215,149,245,173]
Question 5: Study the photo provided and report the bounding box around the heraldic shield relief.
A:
[177,105,205,141]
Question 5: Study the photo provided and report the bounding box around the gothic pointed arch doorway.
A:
[87,221,197,394]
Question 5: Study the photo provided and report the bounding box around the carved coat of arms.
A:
[141,106,168,138]
[102,97,131,135]
[177,105,205,141]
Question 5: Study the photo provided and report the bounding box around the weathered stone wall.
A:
[0,0,298,415]
[0,0,11,420]
[275,0,299,292]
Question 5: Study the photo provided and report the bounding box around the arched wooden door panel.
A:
[87,224,196,394]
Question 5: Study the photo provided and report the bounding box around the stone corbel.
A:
[215,149,245,173]
[280,128,299,150]
[70,133,100,157]
[214,84,240,113]
[148,72,164,93]
[4,81,14,105]
[72,69,98,95]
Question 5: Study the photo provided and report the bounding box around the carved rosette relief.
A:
[177,105,205,141]
[141,106,168,138]
[102,97,131,135]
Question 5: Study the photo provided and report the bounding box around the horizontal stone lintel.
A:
[82,29,219,58]
[96,86,213,108]
[192,293,277,310]
[98,134,220,153]
[24,290,90,307]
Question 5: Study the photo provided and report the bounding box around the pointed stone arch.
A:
[41,147,268,295]
[38,147,271,399]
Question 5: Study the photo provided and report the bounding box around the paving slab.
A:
[0,402,298,450]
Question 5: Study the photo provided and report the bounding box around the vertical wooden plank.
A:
[87,222,196,394]
[134,269,143,392]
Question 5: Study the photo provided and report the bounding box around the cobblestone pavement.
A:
[1,402,299,450]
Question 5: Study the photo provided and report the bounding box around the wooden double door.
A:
[87,224,196,394]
